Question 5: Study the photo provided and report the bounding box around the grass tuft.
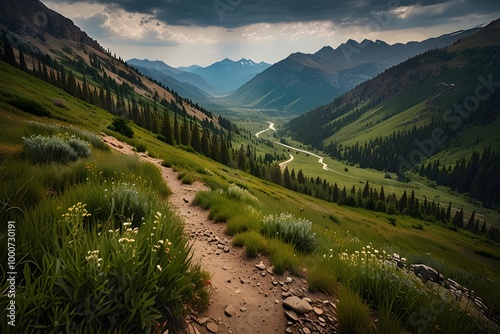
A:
[233,231,267,258]
[336,285,375,334]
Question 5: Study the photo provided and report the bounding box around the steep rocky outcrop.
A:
[0,0,102,51]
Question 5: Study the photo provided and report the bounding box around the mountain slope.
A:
[127,58,216,95]
[281,18,500,205]
[229,28,480,114]
[0,0,217,124]
[191,58,271,95]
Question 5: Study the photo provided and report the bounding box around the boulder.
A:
[411,264,443,284]
[283,296,313,314]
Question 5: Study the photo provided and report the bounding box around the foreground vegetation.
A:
[1,121,209,333]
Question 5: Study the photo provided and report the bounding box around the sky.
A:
[41,0,500,67]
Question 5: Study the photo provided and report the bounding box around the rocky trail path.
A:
[101,134,339,334]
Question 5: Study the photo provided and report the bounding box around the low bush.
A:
[178,171,195,185]
[27,120,108,151]
[108,116,134,138]
[52,98,69,109]
[135,143,147,153]
[261,213,317,254]
[22,134,90,164]
[226,183,258,204]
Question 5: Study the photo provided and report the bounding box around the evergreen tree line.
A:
[287,90,499,206]
[0,30,237,133]
[225,142,499,242]
[419,148,500,207]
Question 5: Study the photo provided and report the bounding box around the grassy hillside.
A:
[1,60,499,332]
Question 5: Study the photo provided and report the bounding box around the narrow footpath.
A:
[101,134,339,334]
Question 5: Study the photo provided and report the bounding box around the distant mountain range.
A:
[227,28,481,114]
[281,18,500,205]
[127,58,272,99]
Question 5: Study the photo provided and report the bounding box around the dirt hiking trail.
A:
[101,134,339,334]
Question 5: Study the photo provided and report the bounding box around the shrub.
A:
[135,143,147,153]
[108,116,134,138]
[10,96,50,116]
[329,214,341,224]
[387,217,397,226]
[22,134,90,164]
[27,120,108,151]
[178,171,195,185]
[375,200,386,212]
[260,213,317,254]
[345,195,357,207]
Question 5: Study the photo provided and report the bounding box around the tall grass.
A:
[268,239,301,275]
[336,285,375,334]
[194,188,261,235]
[308,240,496,333]
[233,231,267,258]
[0,154,208,333]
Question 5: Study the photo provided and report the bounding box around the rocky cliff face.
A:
[0,0,102,51]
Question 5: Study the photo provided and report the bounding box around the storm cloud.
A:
[45,0,499,29]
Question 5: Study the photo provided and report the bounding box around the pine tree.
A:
[201,128,211,157]
[446,202,452,223]
[220,134,230,166]
[173,114,180,145]
[161,111,173,144]
[180,117,190,146]
[362,181,370,198]
[467,210,476,230]
[2,31,16,66]
[283,167,291,189]
[19,50,28,72]
[191,122,201,152]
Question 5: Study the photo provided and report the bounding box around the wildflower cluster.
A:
[85,250,102,268]
[116,219,137,245]
[61,202,91,240]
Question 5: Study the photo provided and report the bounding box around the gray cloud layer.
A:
[54,0,500,29]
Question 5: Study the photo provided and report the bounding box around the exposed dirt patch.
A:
[101,134,338,333]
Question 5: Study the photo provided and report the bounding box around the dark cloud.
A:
[53,0,500,29]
